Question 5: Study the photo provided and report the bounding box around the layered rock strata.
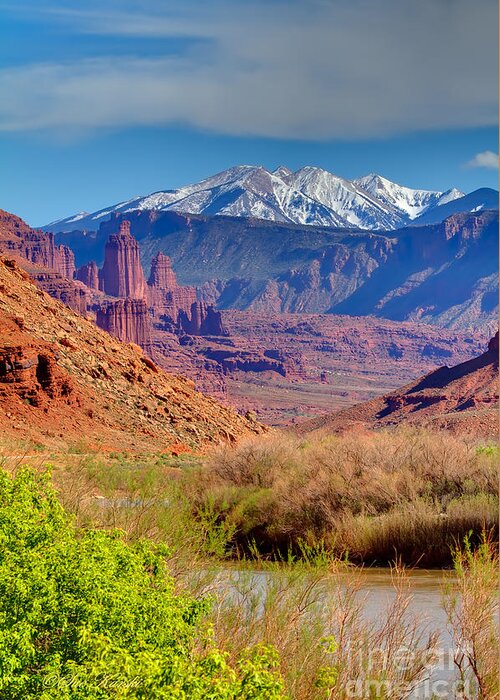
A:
[76,261,99,290]
[95,298,152,350]
[99,221,146,299]
[178,301,226,336]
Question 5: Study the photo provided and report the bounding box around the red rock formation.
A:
[0,342,77,409]
[53,244,76,279]
[147,252,197,326]
[200,348,287,376]
[76,261,100,290]
[32,271,89,315]
[298,331,499,438]
[99,221,146,299]
[0,258,265,451]
[148,251,178,289]
[96,298,152,350]
[0,209,75,278]
[178,301,226,336]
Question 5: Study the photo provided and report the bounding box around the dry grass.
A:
[182,558,439,700]
[444,535,499,699]
[186,428,498,565]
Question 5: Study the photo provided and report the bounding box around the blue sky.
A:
[0,0,498,226]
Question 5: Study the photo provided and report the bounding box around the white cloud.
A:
[466,150,499,169]
[0,0,497,140]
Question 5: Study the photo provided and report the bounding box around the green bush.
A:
[0,468,286,699]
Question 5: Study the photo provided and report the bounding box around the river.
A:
[201,565,468,699]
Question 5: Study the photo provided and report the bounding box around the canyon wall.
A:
[76,261,99,290]
[96,298,152,350]
[32,272,89,315]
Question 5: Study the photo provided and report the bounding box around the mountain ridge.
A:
[43,165,497,233]
[55,207,498,332]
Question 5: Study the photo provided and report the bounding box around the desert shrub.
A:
[0,467,286,699]
[444,534,499,699]
[186,429,498,564]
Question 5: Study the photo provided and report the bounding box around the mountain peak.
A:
[272,165,292,179]
[43,165,496,234]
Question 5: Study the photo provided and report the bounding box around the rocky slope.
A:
[0,257,264,451]
[297,333,499,438]
[45,165,485,232]
[57,208,498,332]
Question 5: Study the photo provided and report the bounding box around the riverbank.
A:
[0,459,497,699]
[2,427,497,568]
[186,428,498,567]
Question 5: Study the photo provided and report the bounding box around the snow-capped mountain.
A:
[44,165,473,233]
[353,173,462,220]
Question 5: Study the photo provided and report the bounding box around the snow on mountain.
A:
[352,174,463,221]
[435,188,465,207]
[286,166,404,229]
[44,166,478,234]
[412,187,498,226]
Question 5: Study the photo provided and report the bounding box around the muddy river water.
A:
[207,566,474,699]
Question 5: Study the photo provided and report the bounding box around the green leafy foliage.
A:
[0,468,286,699]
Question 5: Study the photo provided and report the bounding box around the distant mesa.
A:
[53,206,498,333]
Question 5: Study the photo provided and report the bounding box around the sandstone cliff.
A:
[146,251,197,327]
[53,244,76,279]
[99,220,146,299]
[30,271,89,316]
[178,301,226,336]
[96,298,152,350]
[56,209,497,332]
[0,209,76,278]
[76,261,99,290]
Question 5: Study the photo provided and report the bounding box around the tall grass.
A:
[185,428,498,566]
[198,559,439,700]
[444,535,499,699]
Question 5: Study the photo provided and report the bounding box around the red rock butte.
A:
[99,220,146,299]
